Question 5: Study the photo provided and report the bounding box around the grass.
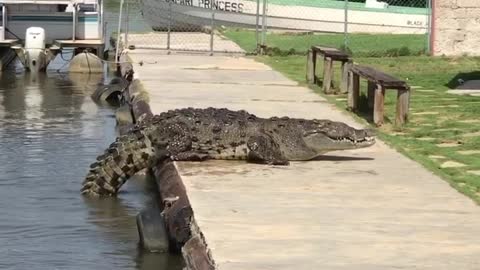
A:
[257,54,480,203]
[222,29,428,57]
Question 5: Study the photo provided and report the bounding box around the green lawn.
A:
[257,54,480,203]
[222,29,428,57]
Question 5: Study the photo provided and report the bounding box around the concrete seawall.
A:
[120,48,480,270]
[117,52,215,270]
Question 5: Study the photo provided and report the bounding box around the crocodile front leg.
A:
[247,133,289,165]
[81,131,156,196]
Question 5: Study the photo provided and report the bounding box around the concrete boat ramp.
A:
[127,50,480,269]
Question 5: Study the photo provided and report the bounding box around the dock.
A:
[127,50,480,269]
[0,0,106,70]
[0,39,19,47]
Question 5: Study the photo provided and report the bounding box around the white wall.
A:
[433,0,480,56]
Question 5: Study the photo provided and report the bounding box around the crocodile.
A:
[81,107,375,196]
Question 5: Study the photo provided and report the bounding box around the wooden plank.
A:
[367,81,375,109]
[340,60,351,94]
[311,46,351,61]
[373,84,386,126]
[312,46,338,54]
[396,89,410,126]
[350,65,408,89]
[323,51,350,61]
[347,71,360,110]
[306,49,314,84]
[323,57,334,94]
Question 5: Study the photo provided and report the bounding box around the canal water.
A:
[0,69,183,269]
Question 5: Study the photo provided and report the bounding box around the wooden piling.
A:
[152,159,215,269]
[306,50,314,84]
[373,84,386,126]
[340,60,351,94]
[396,88,410,126]
[347,72,360,110]
[323,57,334,94]
[367,81,375,109]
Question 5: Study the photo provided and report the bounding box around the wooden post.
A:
[306,49,314,83]
[323,57,334,94]
[152,159,193,251]
[312,49,317,83]
[367,81,375,109]
[340,60,351,94]
[347,72,360,110]
[396,88,410,125]
[118,52,133,80]
[152,159,215,270]
[117,53,153,125]
[183,234,216,270]
[373,84,386,126]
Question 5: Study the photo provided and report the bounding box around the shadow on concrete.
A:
[312,155,374,161]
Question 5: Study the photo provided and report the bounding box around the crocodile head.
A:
[302,120,375,152]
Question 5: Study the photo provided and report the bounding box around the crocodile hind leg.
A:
[247,133,289,165]
[81,132,156,196]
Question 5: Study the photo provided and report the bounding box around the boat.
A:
[0,0,105,71]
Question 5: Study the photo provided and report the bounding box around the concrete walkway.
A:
[126,32,245,53]
[128,50,480,270]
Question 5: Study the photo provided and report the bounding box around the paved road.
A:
[129,50,480,270]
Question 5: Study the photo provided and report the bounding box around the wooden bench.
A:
[306,46,352,94]
[347,65,410,126]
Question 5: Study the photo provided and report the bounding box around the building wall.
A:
[433,0,480,56]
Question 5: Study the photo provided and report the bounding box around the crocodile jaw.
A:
[303,131,376,152]
[329,135,376,150]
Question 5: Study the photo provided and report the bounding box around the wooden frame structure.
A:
[347,65,410,126]
[306,46,352,94]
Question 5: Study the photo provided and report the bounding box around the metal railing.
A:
[112,0,432,56]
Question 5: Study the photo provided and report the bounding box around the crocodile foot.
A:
[247,134,289,165]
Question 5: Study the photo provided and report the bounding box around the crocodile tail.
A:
[81,130,155,196]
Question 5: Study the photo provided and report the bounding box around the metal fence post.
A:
[344,0,348,50]
[426,0,432,54]
[210,0,215,55]
[261,0,267,51]
[115,0,125,63]
[255,0,260,53]
[167,0,172,52]
[125,0,129,48]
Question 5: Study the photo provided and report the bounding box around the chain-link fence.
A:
[112,0,431,56]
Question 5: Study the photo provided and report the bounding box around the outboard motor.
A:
[25,27,47,72]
